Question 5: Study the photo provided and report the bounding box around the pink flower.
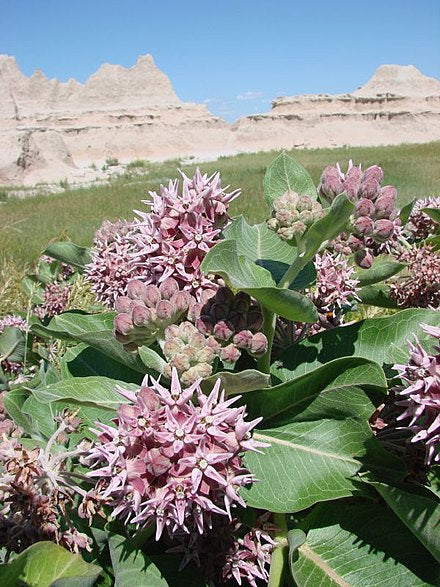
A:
[80,369,267,539]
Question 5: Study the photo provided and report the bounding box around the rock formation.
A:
[0,57,439,186]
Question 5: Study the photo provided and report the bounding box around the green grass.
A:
[1,142,439,278]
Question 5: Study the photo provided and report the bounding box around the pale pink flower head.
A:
[407,196,440,241]
[81,369,267,539]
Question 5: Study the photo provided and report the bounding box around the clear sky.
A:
[1,0,439,121]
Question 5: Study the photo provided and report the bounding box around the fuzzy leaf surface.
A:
[263,152,318,207]
[43,241,91,271]
[354,259,406,286]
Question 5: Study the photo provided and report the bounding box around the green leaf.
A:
[290,501,440,586]
[201,240,318,322]
[400,198,416,224]
[0,541,101,587]
[108,532,168,587]
[357,284,400,308]
[373,482,440,563]
[43,241,91,272]
[243,358,404,512]
[422,207,440,223]
[273,308,440,380]
[138,346,166,375]
[3,387,33,434]
[22,275,45,303]
[32,376,138,410]
[62,343,142,383]
[263,152,317,207]
[354,259,406,286]
[200,369,271,395]
[22,395,56,438]
[31,312,147,373]
[0,327,26,363]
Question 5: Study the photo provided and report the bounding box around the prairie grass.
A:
[0,142,439,289]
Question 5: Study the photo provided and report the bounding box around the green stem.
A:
[268,513,289,587]
[278,237,307,290]
[257,306,276,374]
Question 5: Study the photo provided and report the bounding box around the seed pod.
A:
[354,216,374,236]
[127,279,147,301]
[132,305,153,328]
[114,296,132,313]
[373,219,394,242]
[114,313,134,335]
[250,332,269,356]
[354,248,374,269]
[356,198,375,218]
[144,285,161,308]
[220,344,241,364]
[159,277,179,300]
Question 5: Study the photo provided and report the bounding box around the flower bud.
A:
[178,321,196,343]
[206,336,222,354]
[276,210,295,227]
[356,198,375,218]
[359,178,380,200]
[170,291,191,313]
[155,300,175,323]
[291,221,308,237]
[169,353,191,372]
[362,165,384,184]
[319,166,343,201]
[131,305,153,328]
[373,219,394,242]
[379,185,397,202]
[188,331,206,348]
[187,301,203,322]
[354,248,374,269]
[159,278,179,300]
[342,166,362,201]
[213,320,235,341]
[347,234,364,252]
[144,285,161,308]
[247,309,263,332]
[196,346,216,363]
[210,302,229,321]
[165,324,180,339]
[114,313,133,335]
[196,316,214,335]
[267,218,279,231]
[374,195,396,219]
[297,195,313,212]
[229,312,247,332]
[232,292,251,313]
[299,210,313,225]
[127,279,147,301]
[250,332,269,356]
[220,344,241,364]
[233,329,254,349]
[114,296,132,313]
[354,216,374,236]
[278,226,295,241]
[215,287,235,306]
[181,364,212,385]
[163,338,184,356]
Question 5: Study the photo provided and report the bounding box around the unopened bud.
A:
[163,338,184,357]
[342,166,362,201]
[127,279,147,301]
[362,165,384,184]
[229,312,247,332]
[213,320,235,341]
[374,195,396,219]
[250,332,269,356]
[379,185,397,202]
[114,313,133,335]
[169,353,191,372]
[359,178,380,200]
[170,291,191,313]
[206,337,222,355]
[373,219,394,242]
[159,278,179,300]
[354,216,374,236]
[182,364,212,385]
[354,248,374,269]
[114,296,132,313]
[297,195,313,212]
[155,300,175,323]
[196,346,216,363]
[356,198,375,217]
[319,166,343,202]
[233,292,251,312]
[347,234,364,252]
[144,285,161,308]
[196,316,214,335]
[220,344,241,364]
[132,305,153,328]
[215,287,235,306]
[233,329,254,349]
[278,226,295,241]
[247,309,263,332]
[267,218,279,231]
[210,302,229,321]
[276,210,295,227]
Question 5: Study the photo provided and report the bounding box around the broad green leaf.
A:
[0,541,101,587]
[354,259,406,286]
[273,308,440,380]
[290,501,440,586]
[108,532,168,587]
[200,369,271,395]
[31,312,146,373]
[400,198,416,224]
[201,240,318,322]
[22,395,56,438]
[32,376,137,409]
[243,359,404,512]
[264,152,317,207]
[3,387,33,434]
[358,284,400,308]
[22,275,45,303]
[138,345,166,375]
[373,482,440,563]
[223,216,295,264]
[422,207,440,223]
[44,241,91,271]
[62,343,142,383]
[0,327,26,363]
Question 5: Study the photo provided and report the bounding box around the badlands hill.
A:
[0,56,439,185]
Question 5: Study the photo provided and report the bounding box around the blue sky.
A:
[1,0,439,121]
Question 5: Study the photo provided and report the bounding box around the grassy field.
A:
[0,141,439,312]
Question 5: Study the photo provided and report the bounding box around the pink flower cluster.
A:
[390,245,439,308]
[393,324,440,465]
[406,196,440,241]
[85,219,142,308]
[80,370,266,540]
[319,161,400,268]
[33,282,71,320]
[130,169,240,300]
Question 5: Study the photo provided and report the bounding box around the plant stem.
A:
[268,513,289,587]
[257,306,276,374]
[278,237,307,290]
